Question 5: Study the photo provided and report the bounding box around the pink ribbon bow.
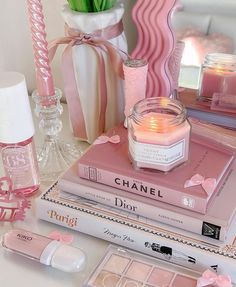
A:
[184,174,216,196]
[93,135,120,145]
[197,269,232,287]
[48,20,126,141]
[48,230,74,245]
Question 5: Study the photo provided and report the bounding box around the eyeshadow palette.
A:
[84,245,200,287]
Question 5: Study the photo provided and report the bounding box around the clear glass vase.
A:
[32,88,81,182]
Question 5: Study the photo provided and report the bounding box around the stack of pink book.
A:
[36,125,236,281]
[61,125,235,241]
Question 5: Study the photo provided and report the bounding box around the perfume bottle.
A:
[0,72,40,196]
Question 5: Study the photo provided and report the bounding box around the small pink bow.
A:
[48,230,74,245]
[93,135,120,145]
[184,174,216,196]
[197,269,232,287]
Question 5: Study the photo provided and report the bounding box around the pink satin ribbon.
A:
[48,21,125,140]
[93,134,120,145]
[197,269,232,287]
[48,230,74,244]
[184,174,217,196]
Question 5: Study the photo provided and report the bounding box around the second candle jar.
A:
[128,97,191,172]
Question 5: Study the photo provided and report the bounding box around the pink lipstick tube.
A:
[1,229,86,272]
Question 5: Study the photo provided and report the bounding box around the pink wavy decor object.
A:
[131,0,177,98]
[27,0,55,99]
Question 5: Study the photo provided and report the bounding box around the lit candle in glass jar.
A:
[198,53,236,102]
[128,97,191,172]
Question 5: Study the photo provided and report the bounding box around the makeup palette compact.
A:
[84,245,200,287]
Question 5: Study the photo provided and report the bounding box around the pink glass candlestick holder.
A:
[32,88,81,182]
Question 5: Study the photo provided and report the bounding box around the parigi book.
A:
[36,181,236,283]
[58,161,236,241]
[77,125,235,214]
[178,88,236,130]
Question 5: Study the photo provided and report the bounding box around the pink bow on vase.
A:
[197,269,232,287]
[93,135,120,145]
[184,174,216,196]
[48,230,74,244]
[48,21,125,140]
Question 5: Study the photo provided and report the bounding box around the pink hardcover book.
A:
[59,161,236,241]
[78,125,235,213]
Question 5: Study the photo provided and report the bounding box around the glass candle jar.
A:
[128,97,191,172]
[198,53,236,103]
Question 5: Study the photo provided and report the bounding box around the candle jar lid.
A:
[198,53,236,103]
[128,97,191,172]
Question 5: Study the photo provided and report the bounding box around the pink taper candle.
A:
[27,0,55,101]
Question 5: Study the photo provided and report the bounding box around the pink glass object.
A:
[128,97,191,172]
[131,0,177,98]
[2,229,86,272]
[198,53,236,103]
[0,72,39,196]
[123,59,148,127]
[0,177,31,222]
[27,0,55,103]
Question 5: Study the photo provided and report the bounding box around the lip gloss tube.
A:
[1,229,86,272]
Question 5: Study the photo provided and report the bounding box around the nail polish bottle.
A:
[0,72,40,196]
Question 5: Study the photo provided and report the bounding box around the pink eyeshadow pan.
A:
[148,267,174,286]
[84,246,200,287]
[119,277,143,287]
[104,254,130,274]
[171,274,197,287]
[125,260,152,281]
[92,270,120,287]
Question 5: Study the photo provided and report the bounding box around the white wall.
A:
[0,0,137,94]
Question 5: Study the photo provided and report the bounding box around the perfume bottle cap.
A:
[0,72,35,144]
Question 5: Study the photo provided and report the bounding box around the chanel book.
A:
[59,161,235,241]
[78,125,235,213]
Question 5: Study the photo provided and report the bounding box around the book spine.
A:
[58,179,227,241]
[36,197,236,283]
[78,163,207,213]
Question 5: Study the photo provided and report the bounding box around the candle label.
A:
[128,135,185,165]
